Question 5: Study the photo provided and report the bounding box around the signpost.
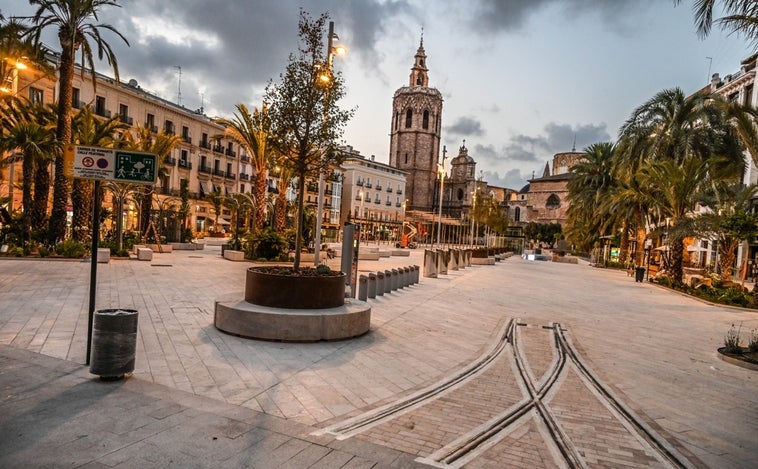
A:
[69,146,158,366]
[66,145,157,183]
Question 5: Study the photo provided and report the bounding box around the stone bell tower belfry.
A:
[389,35,443,212]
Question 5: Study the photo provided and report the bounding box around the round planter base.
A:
[214,296,371,342]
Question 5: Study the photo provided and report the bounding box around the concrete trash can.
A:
[89,309,138,379]
[635,267,646,283]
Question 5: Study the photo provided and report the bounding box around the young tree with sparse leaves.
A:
[265,10,353,271]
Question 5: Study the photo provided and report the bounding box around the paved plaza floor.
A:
[0,245,756,468]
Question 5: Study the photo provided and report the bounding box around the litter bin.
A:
[90,309,138,379]
[635,267,646,283]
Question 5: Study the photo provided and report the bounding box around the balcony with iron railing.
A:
[355,195,362,201]
[225,148,236,157]
[240,154,250,163]
[225,172,236,179]
[118,114,133,125]
[95,108,111,118]
[165,156,176,166]
[213,144,224,153]
[356,180,364,186]
[365,182,372,188]
[396,202,402,207]
[240,173,249,180]
[374,198,381,204]
[213,168,226,177]
[182,135,192,144]
[199,140,211,150]
[199,165,212,174]
[178,159,192,169]
[387,186,393,192]
[396,188,402,194]
[385,200,392,206]
[375,185,382,191]
[144,123,158,133]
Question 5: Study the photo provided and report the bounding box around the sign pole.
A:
[85,179,101,366]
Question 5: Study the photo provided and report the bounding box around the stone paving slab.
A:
[0,345,422,468]
[0,246,756,467]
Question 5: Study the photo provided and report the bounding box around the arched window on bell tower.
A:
[422,110,429,129]
[405,109,413,128]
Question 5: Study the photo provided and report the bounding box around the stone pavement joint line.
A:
[0,246,756,467]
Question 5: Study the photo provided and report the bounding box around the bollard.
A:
[398,267,405,289]
[391,269,399,290]
[413,265,420,284]
[423,249,437,278]
[358,275,368,301]
[384,270,393,294]
[403,266,411,287]
[438,250,448,275]
[368,273,377,298]
[376,271,385,296]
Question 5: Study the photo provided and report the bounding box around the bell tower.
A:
[389,36,443,212]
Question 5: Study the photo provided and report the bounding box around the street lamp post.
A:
[314,21,345,265]
[435,146,447,249]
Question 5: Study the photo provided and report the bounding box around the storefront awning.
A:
[215,218,231,225]
[199,180,211,196]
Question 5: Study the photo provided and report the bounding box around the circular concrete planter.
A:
[245,267,346,309]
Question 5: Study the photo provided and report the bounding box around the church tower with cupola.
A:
[389,36,443,212]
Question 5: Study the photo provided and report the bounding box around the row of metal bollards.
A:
[423,249,473,278]
[357,265,420,301]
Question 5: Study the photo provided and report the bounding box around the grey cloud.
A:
[445,116,485,137]
[468,0,655,35]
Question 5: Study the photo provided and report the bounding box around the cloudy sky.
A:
[2,0,754,188]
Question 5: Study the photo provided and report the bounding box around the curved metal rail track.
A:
[317,320,693,468]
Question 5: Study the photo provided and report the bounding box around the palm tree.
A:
[70,104,128,242]
[26,0,129,244]
[0,101,58,246]
[566,142,617,256]
[695,183,758,281]
[675,0,758,48]
[213,104,269,232]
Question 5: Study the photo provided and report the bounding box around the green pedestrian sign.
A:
[114,151,157,184]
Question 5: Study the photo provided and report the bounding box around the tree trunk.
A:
[670,234,685,284]
[71,179,93,242]
[22,150,33,246]
[32,159,50,238]
[292,173,306,271]
[254,169,267,232]
[48,45,75,244]
[718,238,739,282]
[619,222,629,266]
[275,192,287,231]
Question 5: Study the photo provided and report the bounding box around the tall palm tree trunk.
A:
[48,47,75,244]
[71,179,93,242]
[21,150,34,246]
[275,193,287,231]
[253,170,267,232]
[32,160,50,233]
[670,235,685,284]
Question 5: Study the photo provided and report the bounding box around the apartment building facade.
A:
[339,146,407,241]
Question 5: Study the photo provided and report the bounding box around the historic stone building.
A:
[388,38,443,213]
[510,151,584,226]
